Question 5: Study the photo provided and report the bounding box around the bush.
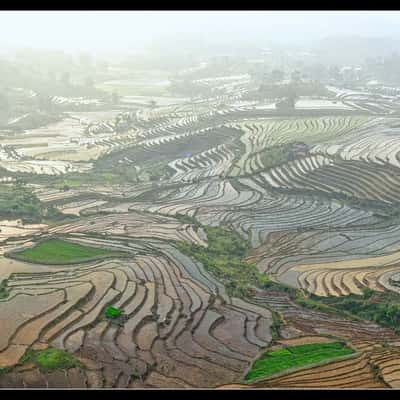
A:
[362,287,375,299]
[0,280,9,299]
[105,306,123,319]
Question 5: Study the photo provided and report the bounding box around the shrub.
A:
[105,306,123,319]
[0,280,9,299]
[24,348,83,372]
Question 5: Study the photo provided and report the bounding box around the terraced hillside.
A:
[227,116,373,176]
[2,74,400,389]
[0,233,274,388]
[259,156,400,205]
[220,340,400,389]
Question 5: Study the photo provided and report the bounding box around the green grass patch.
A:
[23,348,83,372]
[244,341,354,382]
[8,238,128,265]
[105,306,123,319]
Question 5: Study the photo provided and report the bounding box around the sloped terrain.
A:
[2,73,400,389]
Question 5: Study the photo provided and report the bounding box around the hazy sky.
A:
[1,11,400,51]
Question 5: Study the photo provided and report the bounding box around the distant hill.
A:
[312,35,400,66]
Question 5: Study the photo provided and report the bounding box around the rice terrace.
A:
[2,10,400,390]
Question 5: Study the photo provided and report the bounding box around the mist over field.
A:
[0,11,400,50]
[2,10,400,390]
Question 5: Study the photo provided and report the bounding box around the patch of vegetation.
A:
[174,213,201,228]
[261,281,398,330]
[130,366,145,381]
[244,341,354,382]
[105,306,123,319]
[22,347,83,372]
[42,205,78,224]
[314,288,400,334]
[371,363,383,382]
[293,290,361,321]
[259,281,363,322]
[257,277,294,293]
[0,366,12,375]
[32,157,171,187]
[18,159,148,188]
[175,226,270,298]
[0,279,9,300]
[270,310,284,341]
[25,170,130,188]
[8,238,128,265]
[140,160,173,182]
[95,163,142,184]
[0,183,43,223]
[0,182,79,224]
[259,142,309,171]
[176,224,367,328]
